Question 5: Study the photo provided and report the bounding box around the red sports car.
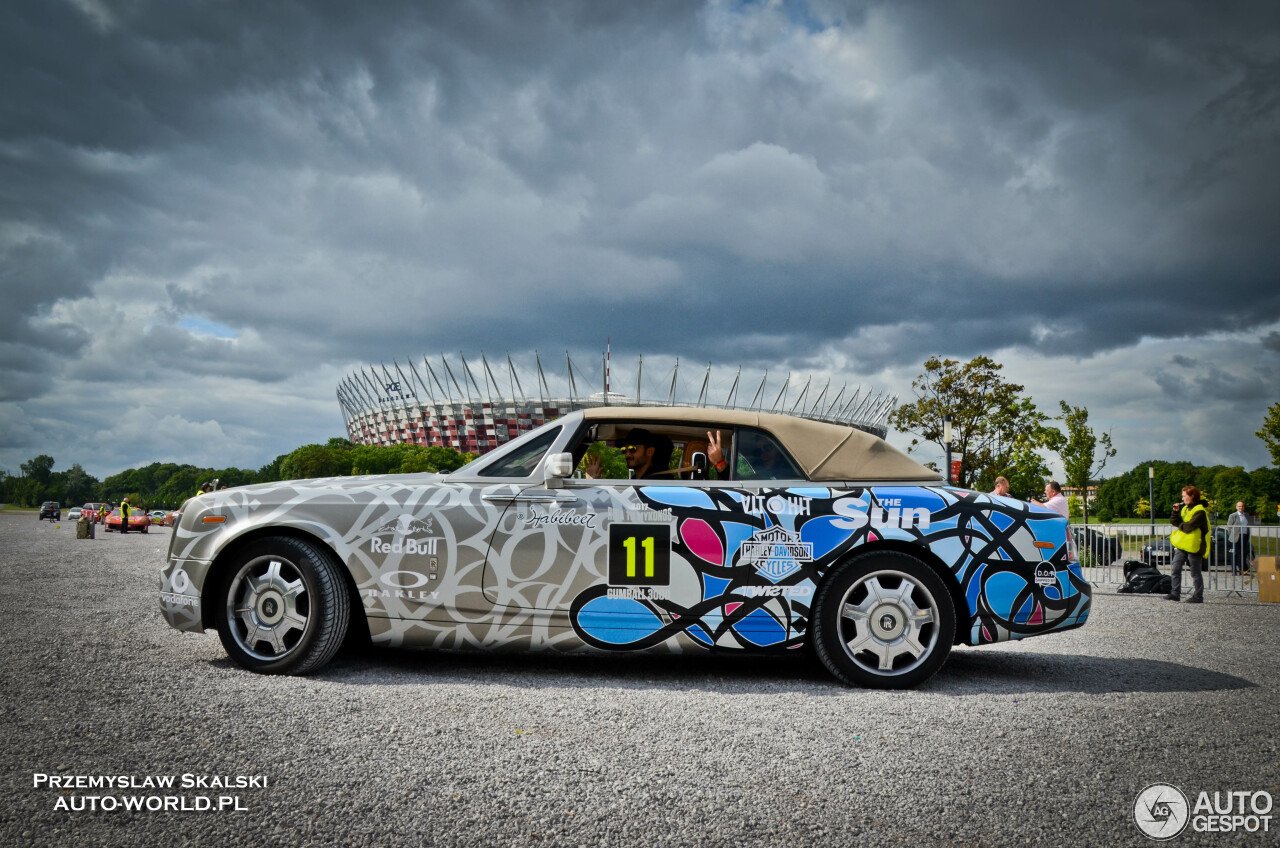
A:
[103,508,151,533]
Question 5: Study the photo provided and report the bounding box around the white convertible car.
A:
[160,407,1089,688]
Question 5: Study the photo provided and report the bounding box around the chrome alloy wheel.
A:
[225,555,311,661]
[837,570,939,676]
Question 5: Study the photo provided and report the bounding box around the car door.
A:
[482,424,823,651]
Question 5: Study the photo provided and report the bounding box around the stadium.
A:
[337,351,896,455]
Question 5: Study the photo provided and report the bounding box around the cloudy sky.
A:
[3,0,1278,482]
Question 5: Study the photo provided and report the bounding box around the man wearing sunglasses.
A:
[619,428,673,479]
[585,428,672,479]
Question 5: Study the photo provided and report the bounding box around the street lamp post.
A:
[944,414,954,486]
[1152,468,1162,535]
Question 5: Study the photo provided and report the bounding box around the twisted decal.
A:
[568,486,1089,653]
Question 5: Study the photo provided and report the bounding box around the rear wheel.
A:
[215,537,349,675]
[812,551,956,689]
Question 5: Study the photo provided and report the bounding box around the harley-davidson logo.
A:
[738,526,814,583]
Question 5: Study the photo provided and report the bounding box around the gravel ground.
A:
[2,512,1278,847]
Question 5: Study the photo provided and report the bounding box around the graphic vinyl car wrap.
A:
[162,478,1089,654]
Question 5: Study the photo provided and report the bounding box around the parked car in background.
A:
[103,508,151,533]
[1209,526,1253,573]
[148,510,168,524]
[163,509,181,527]
[1140,537,1174,567]
[161,406,1089,688]
[67,507,83,521]
[83,503,108,523]
[39,501,61,521]
[1070,526,1122,566]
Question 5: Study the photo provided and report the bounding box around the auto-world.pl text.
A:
[33,773,266,812]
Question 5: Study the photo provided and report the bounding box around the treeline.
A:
[1092,461,1280,522]
[0,439,474,510]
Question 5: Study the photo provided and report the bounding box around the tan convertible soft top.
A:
[582,407,941,483]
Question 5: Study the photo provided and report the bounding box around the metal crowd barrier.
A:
[1069,522,1278,597]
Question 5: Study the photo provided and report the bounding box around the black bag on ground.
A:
[1118,561,1171,594]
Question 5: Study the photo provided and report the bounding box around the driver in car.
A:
[585,428,673,480]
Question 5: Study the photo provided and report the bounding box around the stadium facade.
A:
[337,352,896,456]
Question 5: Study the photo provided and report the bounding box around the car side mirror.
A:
[544,453,574,489]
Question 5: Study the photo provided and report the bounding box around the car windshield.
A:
[476,426,562,478]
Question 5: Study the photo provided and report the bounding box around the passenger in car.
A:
[712,428,799,480]
[707,429,731,478]
[680,438,710,480]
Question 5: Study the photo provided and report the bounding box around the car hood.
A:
[169,472,473,566]
[191,472,450,505]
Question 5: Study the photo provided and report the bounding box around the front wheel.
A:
[811,551,956,689]
[214,536,349,675]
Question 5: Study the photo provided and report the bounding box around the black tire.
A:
[214,536,349,675]
[811,551,956,689]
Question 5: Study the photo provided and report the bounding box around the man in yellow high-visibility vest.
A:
[1165,484,1210,603]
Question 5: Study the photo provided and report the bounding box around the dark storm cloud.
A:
[2,0,1279,475]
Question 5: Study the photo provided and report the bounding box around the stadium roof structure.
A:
[337,351,896,455]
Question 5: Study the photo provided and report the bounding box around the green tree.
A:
[399,446,472,474]
[889,356,1058,489]
[20,455,55,495]
[1095,461,1196,523]
[1210,467,1253,514]
[351,444,417,475]
[579,443,627,479]
[1067,495,1083,518]
[279,445,349,481]
[155,467,204,506]
[61,463,98,506]
[1254,495,1279,523]
[976,444,1054,501]
[1258,402,1280,467]
[256,454,286,484]
[1055,401,1116,525]
[1134,497,1150,518]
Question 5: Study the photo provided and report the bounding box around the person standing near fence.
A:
[1165,485,1209,603]
[1034,480,1069,517]
[1226,501,1253,574]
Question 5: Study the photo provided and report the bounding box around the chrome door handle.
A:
[483,492,581,505]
